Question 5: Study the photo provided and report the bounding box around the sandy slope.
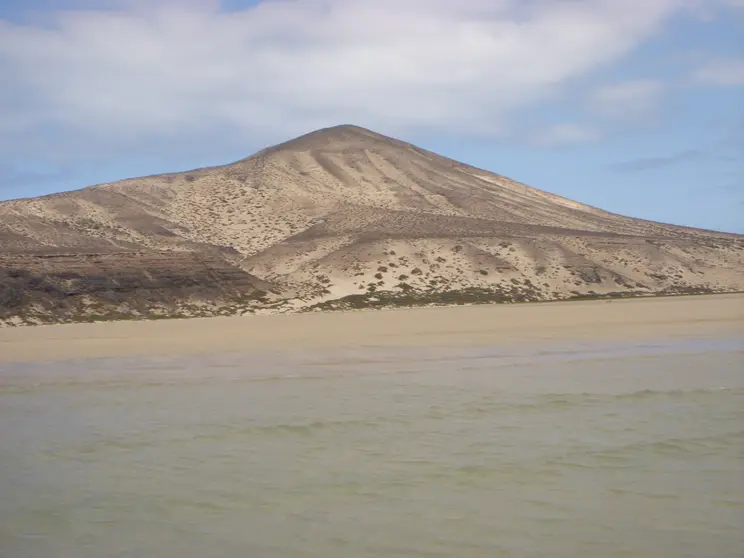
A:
[1,125,743,324]
[0,294,741,364]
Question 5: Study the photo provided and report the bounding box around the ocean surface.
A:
[1,336,742,558]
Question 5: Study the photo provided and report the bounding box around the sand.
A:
[1,294,742,364]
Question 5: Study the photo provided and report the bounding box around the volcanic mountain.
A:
[1,125,742,324]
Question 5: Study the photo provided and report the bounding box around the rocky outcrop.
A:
[0,251,275,325]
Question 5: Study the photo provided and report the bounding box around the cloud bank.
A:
[0,0,691,163]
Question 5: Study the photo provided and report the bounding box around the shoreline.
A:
[3,288,741,329]
[1,293,742,365]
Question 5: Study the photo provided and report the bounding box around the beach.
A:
[1,293,742,364]
[1,293,743,557]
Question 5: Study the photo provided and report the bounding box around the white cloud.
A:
[531,124,600,147]
[684,0,744,18]
[693,59,744,86]
[587,79,666,121]
[0,0,685,165]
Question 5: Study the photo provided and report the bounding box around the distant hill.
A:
[1,125,742,325]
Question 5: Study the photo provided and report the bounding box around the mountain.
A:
[1,125,742,325]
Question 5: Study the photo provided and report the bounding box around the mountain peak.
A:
[261,124,404,155]
[304,124,381,138]
[318,124,374,134]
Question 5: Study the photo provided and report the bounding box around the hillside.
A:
[1,125,742,325]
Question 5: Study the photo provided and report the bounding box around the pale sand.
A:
[1,294,742,364]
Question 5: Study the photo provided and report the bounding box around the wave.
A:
[544,430,744,469]
[423,386,744,420]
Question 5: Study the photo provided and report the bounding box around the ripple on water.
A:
[0,338,743,558]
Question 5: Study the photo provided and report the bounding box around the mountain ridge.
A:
[1,124,742,325]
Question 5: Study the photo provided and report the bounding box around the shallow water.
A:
[1,337,743,557]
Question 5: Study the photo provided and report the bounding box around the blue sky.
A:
[1,0,742,233]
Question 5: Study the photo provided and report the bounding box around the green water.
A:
[1,339,742,557]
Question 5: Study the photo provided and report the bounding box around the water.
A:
[1,337,742,557]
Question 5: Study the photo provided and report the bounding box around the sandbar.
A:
[0,294,742,364]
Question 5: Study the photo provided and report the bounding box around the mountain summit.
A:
[1,126,742,324]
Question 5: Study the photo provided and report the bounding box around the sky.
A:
[0,0,742,233]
